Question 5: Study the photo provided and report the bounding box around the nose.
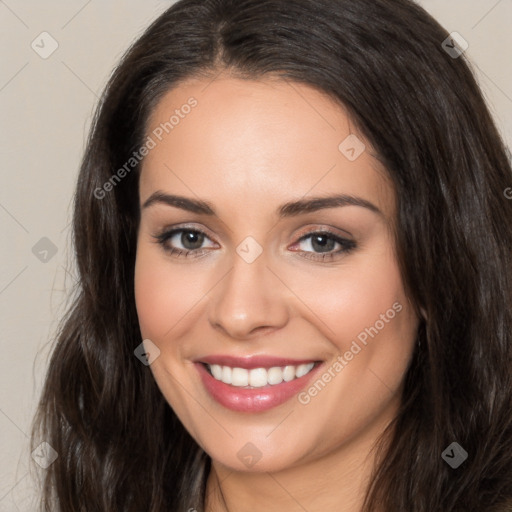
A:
[208,249,290,340]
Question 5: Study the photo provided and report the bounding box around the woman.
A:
[31,0,512,510]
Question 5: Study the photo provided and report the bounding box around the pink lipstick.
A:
[194,355,323,413]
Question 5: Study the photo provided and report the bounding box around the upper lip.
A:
[196,355,321,369]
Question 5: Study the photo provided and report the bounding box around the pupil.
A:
[312,234,334,253]
[182,231,203,250]
[180,232,335,253]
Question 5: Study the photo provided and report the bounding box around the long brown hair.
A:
[31,0,512,510]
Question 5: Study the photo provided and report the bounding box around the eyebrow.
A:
[141,191,383,218]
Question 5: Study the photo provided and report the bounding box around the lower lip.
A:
[195,362,323,413]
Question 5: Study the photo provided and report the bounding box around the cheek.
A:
[292,237,407,349]
[133,248,201,437]
[291,248,417,456]
[134,250,169,339]
[134,244,200,341]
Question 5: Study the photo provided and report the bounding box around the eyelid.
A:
[151,222,358,266]
[293,224,353,240]
[288,227,356,258]
[155,223,353,246]
[160,222,218,242]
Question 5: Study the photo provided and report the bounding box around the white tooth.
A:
[282,365,296,382]
[267,366,284,385]
[249,368,268,387]
[210,364,223,380]
[231,367,249,387]
[221,366,232,384]
[208,363,316,386]
[295,362,314,378]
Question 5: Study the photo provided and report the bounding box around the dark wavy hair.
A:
[30,0,512,510]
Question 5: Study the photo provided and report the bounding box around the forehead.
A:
[140,75,395,222]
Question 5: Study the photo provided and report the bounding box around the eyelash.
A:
[153,227,357,262]
[152,226,357,262]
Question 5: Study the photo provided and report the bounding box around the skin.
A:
[134,72,421,512]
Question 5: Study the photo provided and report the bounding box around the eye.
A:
[152,227,217,258]
[152,226,357,262]
[290,230,357,262]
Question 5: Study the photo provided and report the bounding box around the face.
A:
[134,74,420,473]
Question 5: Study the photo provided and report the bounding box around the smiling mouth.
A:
[202,361,321,388]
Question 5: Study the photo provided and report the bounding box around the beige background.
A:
[1,1,511,509]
